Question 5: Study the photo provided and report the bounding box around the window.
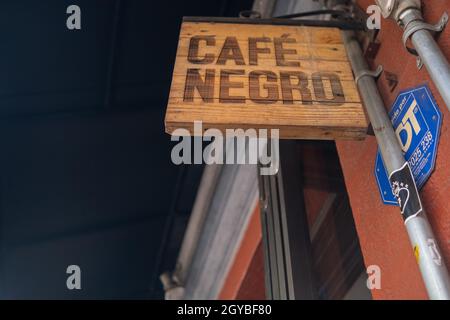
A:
[259,140,371,300]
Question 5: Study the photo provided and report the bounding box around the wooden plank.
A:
[181,23,344,44]
[182,16,365,30]
[175,43,350,62]
[165,20,368,140]
[169,78,361,101]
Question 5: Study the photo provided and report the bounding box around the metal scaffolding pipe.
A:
[375,0,450,113]
[342,30,450,300]
[409,20,450,113]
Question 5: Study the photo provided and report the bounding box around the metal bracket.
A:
[402,12,448,69]
[375,0,398,19]
[239,10,262,19]
[376,0,424,20]
[355,65,384,86]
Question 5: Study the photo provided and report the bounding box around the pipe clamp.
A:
[355,65,384,86]
[402,12,448,68]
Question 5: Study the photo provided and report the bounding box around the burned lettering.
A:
[183,68,215,102]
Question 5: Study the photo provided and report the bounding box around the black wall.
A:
[0,0,253,299]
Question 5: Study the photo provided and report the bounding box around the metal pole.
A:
[342,30,450,300]
[375,0,450,113]
[407,16,450,113]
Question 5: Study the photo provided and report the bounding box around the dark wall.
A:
[0,0,253,299]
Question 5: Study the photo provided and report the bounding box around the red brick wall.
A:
[336,0,450,299]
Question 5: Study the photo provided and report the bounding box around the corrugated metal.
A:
[183,162,258,299]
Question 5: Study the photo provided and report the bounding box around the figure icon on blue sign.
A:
[392,181,410,213]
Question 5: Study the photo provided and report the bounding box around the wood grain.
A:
[165,20,368,140]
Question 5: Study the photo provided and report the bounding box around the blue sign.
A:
[375,85,442,206]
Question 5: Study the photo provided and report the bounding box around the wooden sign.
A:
[165,18,368,140]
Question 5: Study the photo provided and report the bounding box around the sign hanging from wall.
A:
[165,18,368,140]
[375,85,442,205]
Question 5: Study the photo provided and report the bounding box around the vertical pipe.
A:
[342,30,450,300]
[411,29,450,113]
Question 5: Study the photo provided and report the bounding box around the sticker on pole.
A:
[375,85,442,206]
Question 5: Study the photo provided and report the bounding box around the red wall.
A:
[337,0,450,299]
[218,204,266,300]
